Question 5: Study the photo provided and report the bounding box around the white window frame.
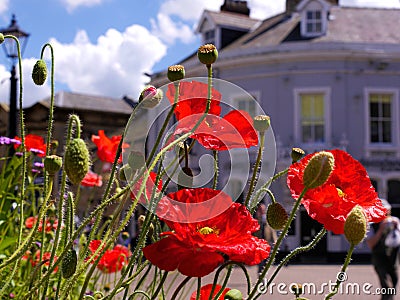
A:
[293,87,331,149]
[364,88,399,157]
[299,0,328,37]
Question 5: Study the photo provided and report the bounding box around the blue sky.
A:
[0,0,399,107]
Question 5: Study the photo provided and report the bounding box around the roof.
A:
[224,6,400,50]
[196,10,260,33]
[36,91,135,115]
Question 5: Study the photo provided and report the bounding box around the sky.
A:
[0,0,399,107]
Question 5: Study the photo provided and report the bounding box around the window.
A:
[300,93,325,143]
[388,179,400,204]
[306,10,322,34]
[369,93,392,143]
[234,92,260,118]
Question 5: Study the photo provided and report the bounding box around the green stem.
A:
[244,132,265,208]
[196,277,202,300]
[171,277,192,300]
[248,187,308,300]
[212,266,233,300]
[212,150,218,189]
[151,271,169,300]
[324,244,355,299]
[267,228,327,286]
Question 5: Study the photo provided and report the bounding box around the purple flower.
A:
[0,136,21,145]
[34,162,44,168]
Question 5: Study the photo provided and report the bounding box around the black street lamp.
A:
[0,14,29,138]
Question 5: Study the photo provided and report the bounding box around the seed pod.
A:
[139,85,163,108]
[197,44,218,65]
[167,65,185,82]
[291,147,305,163]
[64,138,90,185]
[32,59,48,85]
[253,115,271,133]
[61,248,78,279]
[267,202,289,230]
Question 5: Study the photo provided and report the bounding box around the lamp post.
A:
[0,14,29,138]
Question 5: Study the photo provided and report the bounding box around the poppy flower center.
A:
[198,226,219,235]
[336,187,345,198]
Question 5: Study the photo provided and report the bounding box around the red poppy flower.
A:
[88,240,131,273]
[31,250,58,272]
[130,171,163,204]
[14,134,46,157]
[25,216,36,229]
[166,80,258,151]
[174,110,258,151]
[25,216,57,232]
[81,171,103,187]
[190,284,230,300]
[287,149,387,234]
[166,80,222,121]
[143,188,270,277]
[91,130,129,164]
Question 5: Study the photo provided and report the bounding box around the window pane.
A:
[388,180,400,204]
[369,93,392,144]
[300,93,325,143]
[383,103,391,118]
[370,102,379,117]
[382,121,392,143]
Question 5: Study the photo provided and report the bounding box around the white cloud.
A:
[60,0,104,12]
[48,25,167,100]
[0,0,9,15]
[159,0,224,21]
[150,13,196,45]
[248,0,286,19]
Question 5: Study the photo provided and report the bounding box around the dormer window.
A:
[298,0,329,38]
[306,10,322,34]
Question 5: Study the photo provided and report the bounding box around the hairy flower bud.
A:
[267,202,289,230]
[0,33,4,44]
[197,44,218,65]
[44,155,62,176]
[61,248,77,279]
[253,115,271,133]
[32,59,48,85]
[303,151,334,189]
[139,85,163,108]
[64,138,90,185]
[224,289,243,300]
[291,147,305,163]
[344,205,367,245]
[167,65,185,82]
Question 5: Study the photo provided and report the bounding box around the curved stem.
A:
[212,150,218,190]
[248,187,308,300]
[324,244,355,299]
[245,133,265,208]
[267,228,327,286]
[171,276,192,300]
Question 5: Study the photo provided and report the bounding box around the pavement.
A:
[199,264,399,300]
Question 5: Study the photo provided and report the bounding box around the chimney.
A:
[220,0,250,16]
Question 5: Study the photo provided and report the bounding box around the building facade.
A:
[150,0,400,261]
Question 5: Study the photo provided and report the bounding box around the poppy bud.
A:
[50,140,59,154]
[121,231,130,241]
[64,138,90,185]
[224,289,242,300]
[290,283,303,297]
[167,65,185,82]
[302,151,334,189]
[44,155,62,176]
[291,147,305,163]
[138,215,146,228]
[139,85,163,108]
[197,44,218,65]
[177,166,193,190]
[344,205,367,245]
[267,202,288,230]
[61,248,77,279]
[253,115,271,133]
[0,33,4,44]
[128,151,145,170]
[32,59,48,86]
